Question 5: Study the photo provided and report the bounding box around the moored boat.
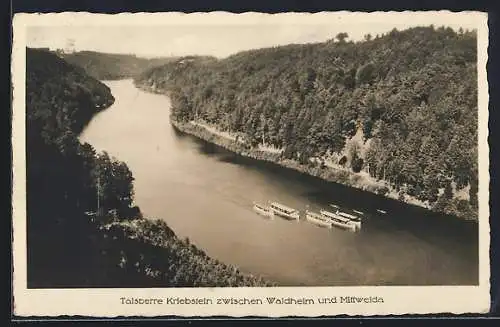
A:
[336,211,361,231]
[269,202,300,221]
[320,209,358,231]
[253,202,273,218]
[329,204,340,210]
[305,210,333,228]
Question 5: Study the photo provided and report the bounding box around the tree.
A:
[469,177,478,209]
[339,156,347,166]
[335,32,349,43]
[111,161,135,213]
[356,62,376,85]
[352,157,364,173]
[444,181,453,199]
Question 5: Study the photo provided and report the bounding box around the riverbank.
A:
[170,118,477,221]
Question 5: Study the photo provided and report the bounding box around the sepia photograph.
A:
[12,11,490,316]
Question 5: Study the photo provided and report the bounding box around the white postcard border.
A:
[12,11,490,317]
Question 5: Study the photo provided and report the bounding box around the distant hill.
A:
[136,26,479,220]
[26,48,115,136]
[59,50,178,80]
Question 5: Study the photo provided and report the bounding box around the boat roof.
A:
[308,212,332,221]
[270,202,297,212]
[306,210,323,218]
[330,203,363,217]
[320,210,351,222]
[338,211,357,219]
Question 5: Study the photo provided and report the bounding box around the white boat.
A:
[305,210,333,228]
[353,209,364,215]
[320,210,358,232]
[337,211,362,231]
[252,202,273,218]
[376,209,387,214]
[269,202,300,221]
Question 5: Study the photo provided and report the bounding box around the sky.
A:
[25,12,483,59]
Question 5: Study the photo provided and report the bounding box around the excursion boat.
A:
[320,209,358,232]
[269,202,300,221]
[376,209,387,214]
[252,202,273,218]
[305,210,333,228]
[336,211,361,231]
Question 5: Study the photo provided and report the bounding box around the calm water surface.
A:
[80,79,478,286]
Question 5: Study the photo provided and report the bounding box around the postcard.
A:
[12,11,490,317]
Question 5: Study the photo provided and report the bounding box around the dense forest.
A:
[135,26,479,220]
[26,48,271,287]
[59,50,177,80]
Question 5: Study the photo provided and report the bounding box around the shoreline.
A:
[169,118,476,222]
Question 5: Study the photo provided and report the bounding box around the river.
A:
[79,79,478,286]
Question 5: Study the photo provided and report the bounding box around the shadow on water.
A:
[171,125,478,264]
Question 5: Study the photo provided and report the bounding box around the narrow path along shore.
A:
[170,119,437,212]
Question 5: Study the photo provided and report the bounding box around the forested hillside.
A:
[60,51,177,80]
[26,48,271,287]
[135,26,479,220]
